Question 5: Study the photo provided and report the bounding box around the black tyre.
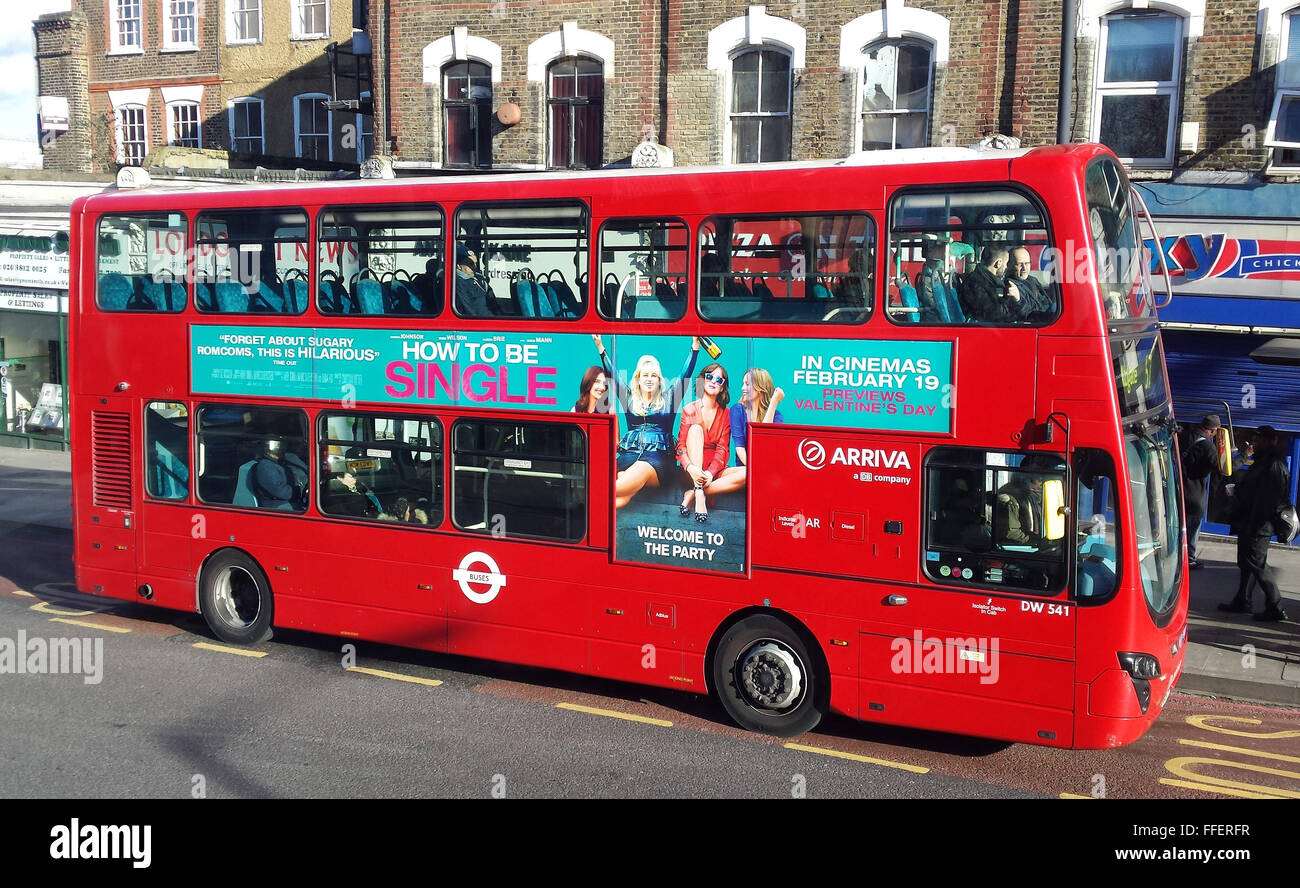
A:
[199,549,273,644]
[712,614,824,737]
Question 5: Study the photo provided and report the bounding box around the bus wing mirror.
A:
[1043,479,1066,541]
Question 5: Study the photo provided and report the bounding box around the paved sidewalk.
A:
[1,444,1296,707]
[1181,535,1299,707]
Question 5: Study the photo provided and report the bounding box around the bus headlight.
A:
[1117,652,1162,679]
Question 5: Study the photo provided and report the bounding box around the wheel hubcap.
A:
[213,567,260,629]
[738,641,804,711]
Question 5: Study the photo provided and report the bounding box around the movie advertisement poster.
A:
[192,326,952,575]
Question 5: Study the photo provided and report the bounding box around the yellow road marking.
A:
[1179,738,1300,764]
[11,589,34,598]
[1158,778,1287,800]
[1059,792,1094,799]
[1186,715,1300,740]
[48,617,131,634]
[346,666,443,687]
[555,702,673,727]
[192,642,268,658]
[31,601,97,616]
[1164,756,1300,798]
[784,742,930,773]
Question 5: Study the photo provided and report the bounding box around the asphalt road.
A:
[1,518,1297,801]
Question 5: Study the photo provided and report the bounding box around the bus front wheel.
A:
[712,614,823,737]
[199,550,274,645]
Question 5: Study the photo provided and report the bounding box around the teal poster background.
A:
[192,326,596,409]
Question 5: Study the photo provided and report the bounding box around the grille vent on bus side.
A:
[91,411,133,509]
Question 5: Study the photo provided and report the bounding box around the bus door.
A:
[864,446,1079,745]
[77,395,139,597]
[443,416,603,675]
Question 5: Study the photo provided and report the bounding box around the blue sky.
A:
[2,2,73,144]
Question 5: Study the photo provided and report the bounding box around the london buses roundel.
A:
[453,551,507,604]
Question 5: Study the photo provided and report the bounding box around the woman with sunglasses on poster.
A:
[708,367,785,497]
[593,334,700,509]
[676,363,732,523]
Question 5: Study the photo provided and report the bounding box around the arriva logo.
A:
[797,439,827,470]
[798,438,912,471]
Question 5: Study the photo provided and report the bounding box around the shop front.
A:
[1139,180,1300,541]
[0,230,69,450]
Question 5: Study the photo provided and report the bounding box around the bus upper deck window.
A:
[317,204,445,316]
[96,214,188,313]
[887,189,1058,327]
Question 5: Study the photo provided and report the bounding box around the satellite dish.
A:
[631,142,673,168]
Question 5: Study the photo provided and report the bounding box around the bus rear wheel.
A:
[200,550,273,645]
[712,614,823,737]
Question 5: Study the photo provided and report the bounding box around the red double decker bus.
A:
[68,143,1187,747]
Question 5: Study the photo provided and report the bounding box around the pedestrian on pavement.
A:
[1218,425,1290,622]
[1182,414,1222,569]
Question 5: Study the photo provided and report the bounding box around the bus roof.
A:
[75,143,1106,214]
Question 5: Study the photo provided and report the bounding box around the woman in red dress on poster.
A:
[676,363,731,523]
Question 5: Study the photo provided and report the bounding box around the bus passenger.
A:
[961,246,1023,322]
[709,368,785,497]
[995,464,1046,547]
[253,440,302,511]
[1006,247,1052,317]
[326,471,381,519]
[571,366,612,414]
[453,245,494,316]
[676,363,733,523]
[915,234,955,323]
[593,334,700,509]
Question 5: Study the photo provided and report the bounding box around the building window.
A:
[164,0,198,50]
[548,57,603,169]
[167,101,201,147]
[860,40,933,150]
[111,0,143,52]
[357,91,374,162]
[1267,8,1300,167]
[228,0,262,44]
[730,48,791,163]
[443,61,492,168]
[228,97,264,154]
[293,0,328,40]
[294,94,332,161]
[1093,11,1184,167]
[117,105,147,165]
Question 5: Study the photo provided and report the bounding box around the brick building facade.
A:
[368,0,1300,181]
[35,1,365,174]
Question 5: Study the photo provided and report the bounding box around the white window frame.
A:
[1090,10,1185,168]
[291,0,329,41]
[166,100,202,147]
[727,46,793,164]
[707,6,806,166]
[162,0,199,52]
[228,97,264,154]
[1265,5,1300,167]
[857,38,935,151]
[110,0,144,54]
[841,7,949,155]
[226,0,262,45]
[116,105,148,166]
[294,93,333,161]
